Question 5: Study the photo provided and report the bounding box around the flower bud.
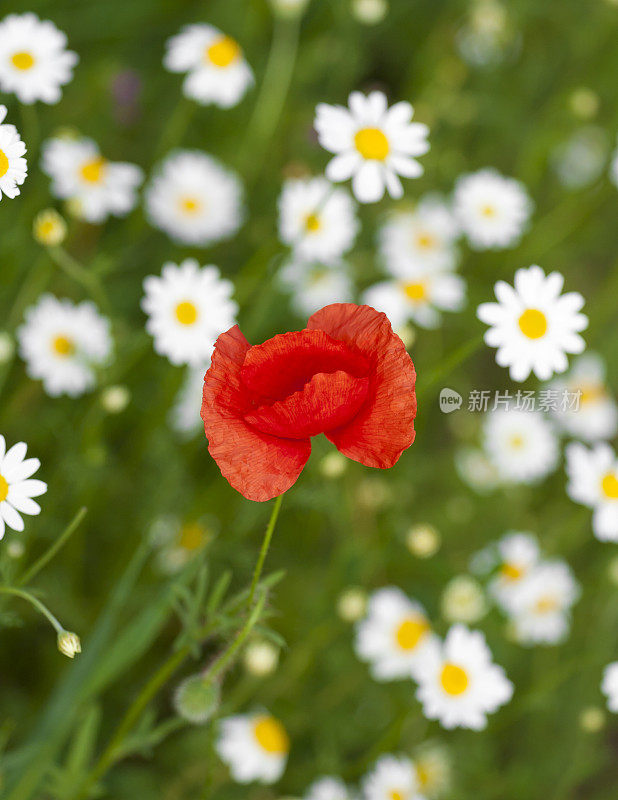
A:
[101,385,131,414]
[33,209,67,247]
[406,524,440,558]
[579,706,605,733]
[352,0,388,24]
[337,586,367,622]
[174,674,220,724]
[269,0,309,18]
[243,640,279,677]
[57,631,81,659]
[569,88,599,120]
[441,575,487,624]
[319,451,347,479]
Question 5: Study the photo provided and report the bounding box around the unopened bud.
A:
[57,631,81,659]
[337,586,367,622]
[352,0,388,25]
[33,209,67,247]
[174,674,220,724]
[101,385,131,414]
[243,640,280,677]
[406,524,440,558]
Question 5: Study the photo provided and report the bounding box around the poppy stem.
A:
[247,493,284,610]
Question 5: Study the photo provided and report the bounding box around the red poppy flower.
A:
[201,303,417,502]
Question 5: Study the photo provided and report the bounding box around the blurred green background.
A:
[1,0,618,798]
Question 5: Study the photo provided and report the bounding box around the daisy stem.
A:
[247,493,284,611]
[17,506,87,587]
[47,245,112,315]
[0,586,65,635]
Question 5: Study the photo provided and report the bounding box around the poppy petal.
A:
[202,326,311,502]
[307,303,416,468]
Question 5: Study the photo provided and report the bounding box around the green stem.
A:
[247,494,284,610]
[48,246,111,315]
[205,589,267,682]
[18,507,87,588]
[417,333,484,402]
[0,586,64,635]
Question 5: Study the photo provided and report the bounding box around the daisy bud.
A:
[351,0,388,25]
[7,540,25,559]
[579,706,605,733]
[100,385,131,414]
[0,332,14,364]
[174,674,220,724]
[57,631,81,659]
[441,575,487,624]
[33,209,67,247]
[406,524,440,558]
[569,87,599,120]
[337,586,367,622]
[319,451,347,479]
[243,640,279,677]
[268,0,309,18]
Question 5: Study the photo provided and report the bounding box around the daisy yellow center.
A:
[0,149,8,178]
[354,127,389,161]
[38,220,56,239]
[179,195,202,215]
[535,595,558,614]
[509,434,525,449]
[52,335,75,357]
[206,35,241,68]
[501,562,523,581]
[304,212,321,232]
[253,716,289,755]
[389,791,405,800]
[518,308,548,340]
[175,301,198,326]
[480,204,496,217]
[395,616,429,651]
[11,51,35,71]
[579,383,605,405]
[416,765,431,788]
[440,662,469,696]
[403,281,427,302]
[80,157,106,184]
[416,232,436,250]
[601,472,618,500]
[178,522,205,551]
[0,474,8,503]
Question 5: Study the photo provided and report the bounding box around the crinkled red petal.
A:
[245,370,370,439]
[201,325,311,502]
[307,304,417,468]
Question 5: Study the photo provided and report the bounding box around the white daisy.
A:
[41,136,143,223]
[278,177,359,261]
[142,259,237,367]
[453,169,532,249]
[509,561,580,646]
[215,711,289,784]
[169,364,209,436]
[17,294,112,397]
[355,586,439,682]
[145,150,243,246]
[362,755,424,800]
[565,442,618,542]
[149,515,213,575]
[477,265,588,382]
[601,663,618,713]
[378,198,460,276]
[0,105,27,200]
[483,409,559,485]
[0,435,47,539]
[363,268,465,330]
[305,776,354,800]
[415,624,513,730]
[455,447,500,495]
[0,13,78,104]
[278,259,353,317]
[314,90,430,203]
[164,24,253,108]
[489,532,540,613]
[549,353,618,442]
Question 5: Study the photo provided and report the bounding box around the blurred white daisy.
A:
[145,150,243,246]
[455,447,500,495]
[278,177,358,261]
[601,662,618,713]
[17,294,112,397]
[415,624,513,730]
[413,743,451,799]
[362,755,423,800]
[215,711,289,784]
[551,127,609,190]
[565,442,618,542]
[549,353,618,442]
[440,575,487,624]
[355,586,439,681]
[170,364,209,436]
[483,409,559,485]
[149,514,214,575]
[41,137,143,223]
[278,259,353,317]
[0,13,78,104]
[509,561,580,646]
[453,169,532,249]
[314,90,429,203]
[142,259,237,367]
[477,265,587,382]
[363,268,465,330]
[489,532,540,613]
[0,435,46,539]
[0,105,27,200]
[305,776,354,800]
[164,24,253,108]
[378,198,460,276]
